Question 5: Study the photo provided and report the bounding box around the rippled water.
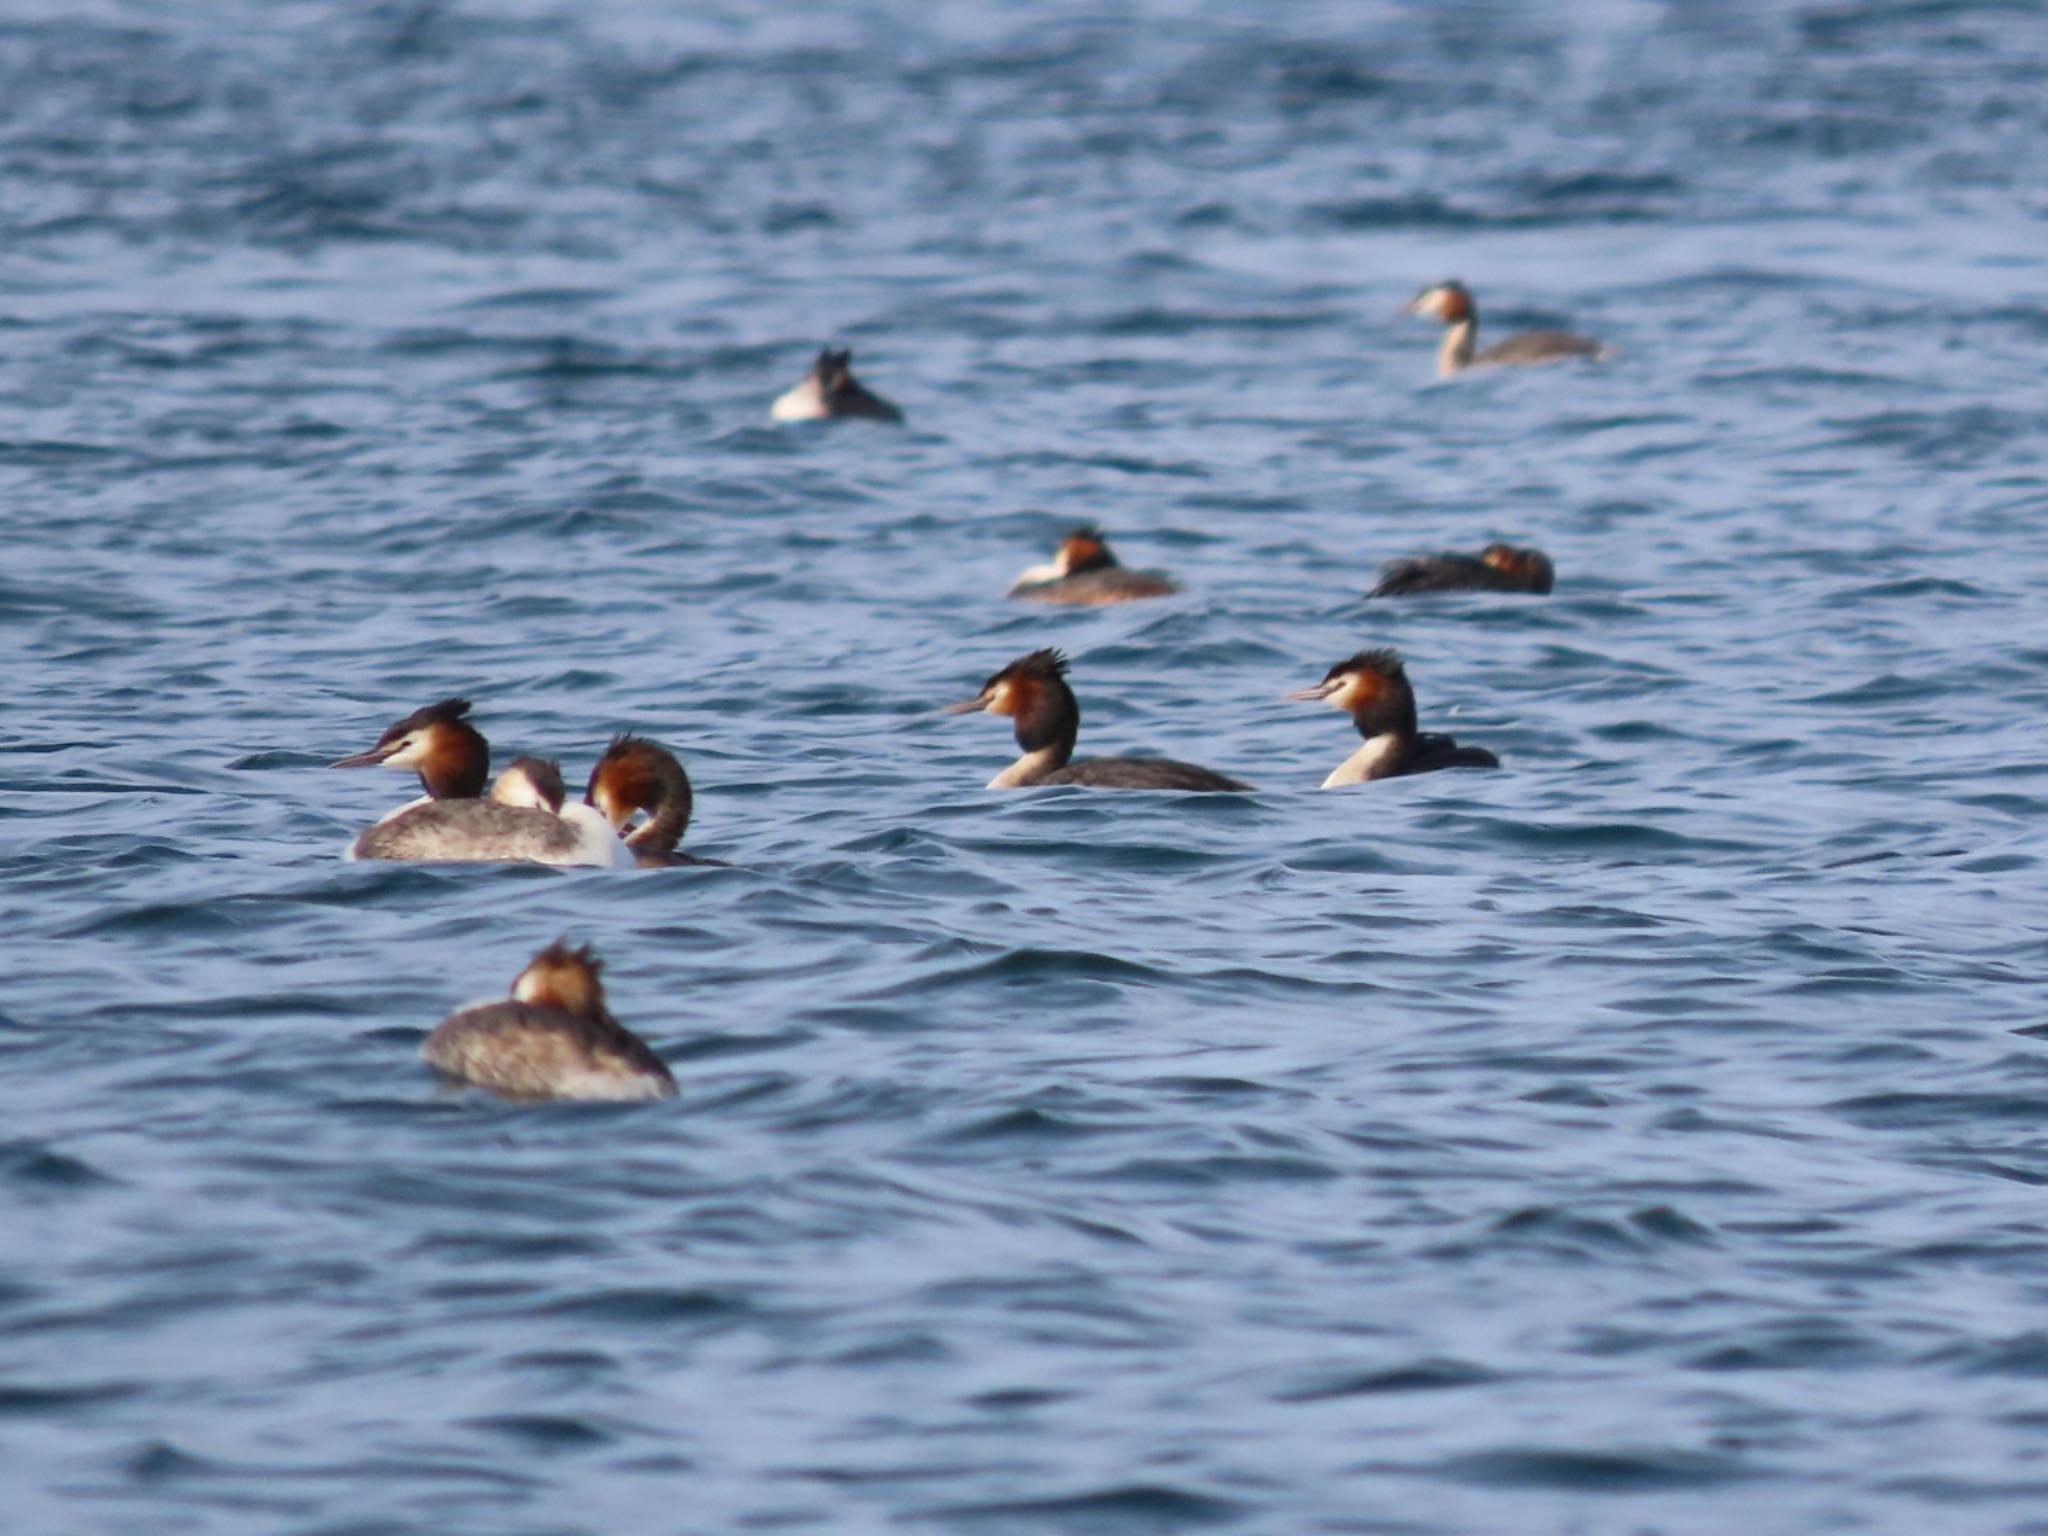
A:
[6,1,2048,1531]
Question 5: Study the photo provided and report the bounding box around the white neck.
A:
[1438,320,1475,376]
[770,379,826,421]
[1321,734,1405,788]
[989,746,1066,788]
[558,803,637,868]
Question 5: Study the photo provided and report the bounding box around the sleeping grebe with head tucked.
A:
[1403,281,1606,378]
[422,940,676,1102]
[330,699,633,867]
[1370,543,1555,598]
[770,347,903,423]
[585,735,723,867]
[1008,529,1181,606]
[946,648,1250,791]
[1286,649,1499,787]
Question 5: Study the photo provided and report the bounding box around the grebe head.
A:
[511,939,606,1018]
[946,647,1072,721]
[586,735,694,852]
[1286,648,1418,737]
[1404,280,1474,325]
[491,756,566,812]
[945,649,1084,784]
[331,697,489,800]
[815,348,855,391]
[1481,543,1555,591]
[1055,529,1117,576]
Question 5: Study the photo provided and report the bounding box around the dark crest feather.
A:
[989,648,1070,690]
[380,695,473,743]
[1326,648,1405,685]
[532,938,603,978]
[601,731,648,759]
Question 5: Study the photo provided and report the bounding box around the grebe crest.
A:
[511,940,607,1016]
[423,940,676,1102]
[946,648,1249,791]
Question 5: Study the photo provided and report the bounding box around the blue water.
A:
[6,1,2048,1531]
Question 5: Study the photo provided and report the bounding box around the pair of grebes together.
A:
[769,277,1608,428]
[398,279,1598,1102]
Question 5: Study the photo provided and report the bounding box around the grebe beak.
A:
[942,693,992,715]
[330,744,399,768]
[1284,680,1341,702]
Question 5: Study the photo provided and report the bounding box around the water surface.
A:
[5,2,2048,1532]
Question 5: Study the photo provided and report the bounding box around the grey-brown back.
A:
[423,1001,676,1100]
[351,802,588,863]
[1371,554,1520,597]
[1041,756,1250,792]
[1474,329,1602,365]
[1012,568,1180,606]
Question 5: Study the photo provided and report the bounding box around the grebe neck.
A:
[1439,318,1477,376]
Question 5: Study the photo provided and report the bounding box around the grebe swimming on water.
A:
[331,699,633,866]
[423,940,676,1101]
[1403,281,1606,377]
[1286,650,1499,787]
[1370,543,1555,598]
[584,736,724,868]
[770,348,903,423]
[1007,530,1180,606]
[946,648,1250,791]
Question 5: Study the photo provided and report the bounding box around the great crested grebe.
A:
[585,735,723,867]
[331,699,633,867]
[1007,529,1181,606]
[770,347,904,423]
[1370,543,1555,598]
[1286,649,1499,787]
[423,940,676,1102]
[1403,281,1606,377]
[946,648,1251,791]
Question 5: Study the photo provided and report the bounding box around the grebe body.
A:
[423,941,676,1102]
[1371,543,1555,598]
[1008,530,1180,606]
